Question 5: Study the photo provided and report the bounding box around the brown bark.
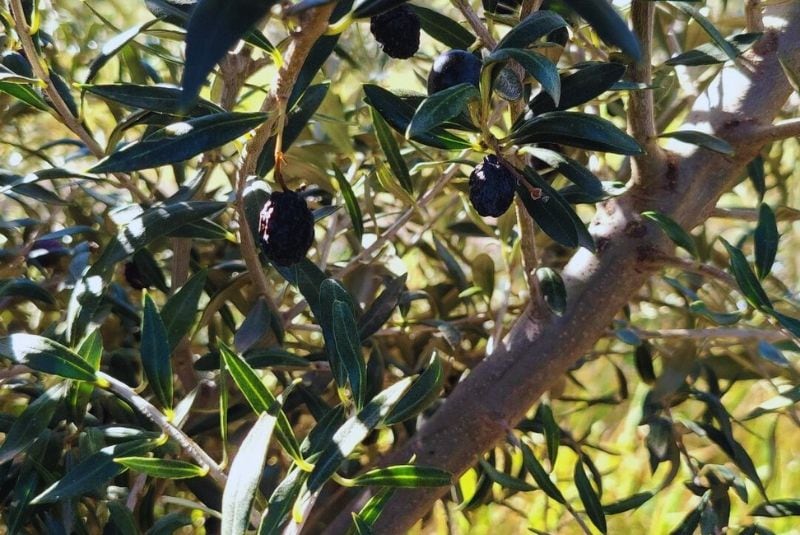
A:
[321,3,800,533]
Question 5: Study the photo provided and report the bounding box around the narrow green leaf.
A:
[114,457,207,479]
[258,467,308,534]
[410,5,475,49]
[539,402,560,465]
[496,10,568,50]
[84,83,223,115]
[754,204,779,280]
[407,83,479,139]
[665,33,762,66]
[485,48,560,105]
[352,0,407,18]
[370,107,413,194]
[747,156,766,200]
[222,412,277,535]
[673,2,739,62]
[575,459,607,533]
[659,130,734,155]
[141,293,173,409]
[479,458,535,492]
[511,111,643,155]
[751,499,800,517]
[563,0,641,60]
[357,488,394,527]
[352,465,452,488]
[31,439,155,504]
[162,269,207,349]
[384,352,444,425]
[0,333,97,382]
[334,167,364,240]
[603,491,654,514]
[0,383,66,463]
[357,274,407,340]
[0,81,49,111]
[0,278,55,305]
[769,310,800,338]
[521,443,566,503]
[527,61,626,115]
[90,113,267,173]
[642,211,698,257]
[523,147,603,197]
[219,343,305,465]
[720,238,771,310]
[363,84,471,150]
[308,377,413,492]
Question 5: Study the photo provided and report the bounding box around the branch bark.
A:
[322,3,800,533]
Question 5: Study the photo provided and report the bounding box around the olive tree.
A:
[1,0,799,533]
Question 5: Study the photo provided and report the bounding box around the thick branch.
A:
[324,4,800,533]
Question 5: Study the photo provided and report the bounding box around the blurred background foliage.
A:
[1,0,800,533]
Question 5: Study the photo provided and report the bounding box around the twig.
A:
[746,0,764,33]
[626,327,786,342]
[97,371,227,487]
[453,0,497,49]
[749,117,800,144]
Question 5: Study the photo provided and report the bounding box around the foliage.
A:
[1,0,799,534]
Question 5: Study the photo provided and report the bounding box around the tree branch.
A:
[323,4,800,533]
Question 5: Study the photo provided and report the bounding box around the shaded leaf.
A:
[141,293,173,409]
[496,10,568,50]
[162,269,207,349]
[0,383,66,464]
[528,61,626,114]
[90,113,267,173]
[642,211,698,257]
[537,267,566,316]
[486,48,560,104]
[720,238,771,310]
[754,203,778,280]
[751,499,800,517]
[659,130,734,155]
[510,111,643,155]
[407,83,480,139]
[603,491,654,514]
[575,459,607,533]
[410,5,475,49]
[521,443,565,504]
[563,0,641,60]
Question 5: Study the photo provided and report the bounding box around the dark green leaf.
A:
[563,0,641,59]
[642,211,698,257]
[524,147,603,197]
[0,383,65,464]
[114,457,207,479]
[511,111,643,155]
[370,106,413,195]
[521,443,565,503]
[0,278,55,305]
[673,2,738,62]
[575,459,607,533]
[308,377,413,491]
[720,238,771,310]
[181,0,275,105]
[670,493,708,535]
[162,269,207,349]
[358,274,407,340]
[334,167,364,240]
[528,61,626,114]
[352,465,452,487]
[352,0,406,18]
[659,130,734,155]
[363,84,471,150]
[410,5,475,49]
[219,342,306,467]
[407,83,480,139]
[332,299,367,408]
[141,293,173,409]
[516,169,595,251]
[754,203,779,280]
[222,412,277,535]
[537,267,567,316]
[384,352,444,425]
[769,310,800,338]
[486,48,560,105]
[539,402,560,465]
[146,513,193,535]
[665,32,762,66]
[0,334,97,382]
[31,439,155,504]
[84,83,223,115]
[748,156,766,200]
[496,11,568,50]
[479,458,535,492]
[603,491,654,514]
[90,113,267,173]
[757,340,789,367]
[634,343,656,384]
[751,499,800,517]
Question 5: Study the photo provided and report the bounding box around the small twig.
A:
[453,0,497,49]
[98,371,227,487]
[746,0,764,33]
